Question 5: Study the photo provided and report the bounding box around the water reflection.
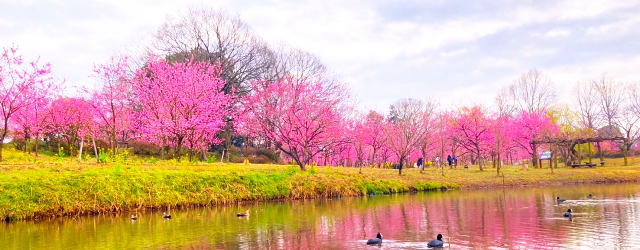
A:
[2,183,639,249]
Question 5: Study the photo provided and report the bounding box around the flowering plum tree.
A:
[243,77,347,170]
[450,106,493,171]
[131,58,230,159]
[43,98,95,156]
[386,99,431,175]
[362,111,386,167]
[509,111,559,166]
[91,56,134,154]
[12,83,56,155]
[0,46,53,161]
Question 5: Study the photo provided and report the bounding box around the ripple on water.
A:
[2,183,640,249]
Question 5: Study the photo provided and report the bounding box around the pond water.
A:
[2,183,640,249]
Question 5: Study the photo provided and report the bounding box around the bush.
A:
[129,141,162,156]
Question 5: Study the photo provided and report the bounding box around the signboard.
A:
[539,151,551,160]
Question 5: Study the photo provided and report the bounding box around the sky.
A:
[2,0,640,112]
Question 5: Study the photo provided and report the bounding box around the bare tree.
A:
[495,88,517,117]
[267,45,328,83]
[575,81,602,161]
[504,69,556,113]
[623,83,640,153]
[592,76,623,129]
[617,106,640,152]
[153,8,274,95]
[575,82,600,132]
[628,83,640,119]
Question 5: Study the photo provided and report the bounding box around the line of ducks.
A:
[366,194,596,247]
[556,194,596,219]
[367,233,444,248]
[556,193,595,203]
[129,210,250,221]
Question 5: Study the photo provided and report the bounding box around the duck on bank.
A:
[366,232,382,245]
[428,234,444,248]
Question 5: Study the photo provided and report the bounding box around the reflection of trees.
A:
[2,184,640,248]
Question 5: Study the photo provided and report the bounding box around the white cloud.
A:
[544,28,571,38]
[1,0,639,112]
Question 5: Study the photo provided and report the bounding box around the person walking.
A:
[447,155,452,166]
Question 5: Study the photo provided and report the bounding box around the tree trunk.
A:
[477,149,483,171]
[623,139,629,166]
[496,152,501,176]
[175,138,183,159]
[398,156,404,176]
[34,133,39,157]
[531,143,538,168]
[587,143,592,163]
[78,137,84,161]
[92,136,99,163]
[596,142,604,163]
[25,137,30,154]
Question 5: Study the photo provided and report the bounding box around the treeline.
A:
[1,8,639,173]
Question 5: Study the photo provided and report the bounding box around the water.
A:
[2,183,640,249]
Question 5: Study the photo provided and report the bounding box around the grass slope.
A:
[1,148,640,220]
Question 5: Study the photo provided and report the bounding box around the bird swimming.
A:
[236,210,250,217]
[366,232,382,245]
[587,194,594,199]
[563,208,573,218]
[163,212,171,219]
[427,234,444,248]
[556,196,566,203]
[130,214,138,220]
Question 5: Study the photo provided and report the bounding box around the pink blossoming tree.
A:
[242,77,347,170]
[91,56,134,154]
[131,58,231,160]
[0,46,53,161]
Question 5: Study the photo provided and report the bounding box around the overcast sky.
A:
[2,0,640,112]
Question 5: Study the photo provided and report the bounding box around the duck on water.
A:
[236,210,250,217]
[366,232,382,245]
[563,209,573,218]
[428,234,444,248]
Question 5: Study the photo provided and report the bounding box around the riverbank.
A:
[2,152,640,221]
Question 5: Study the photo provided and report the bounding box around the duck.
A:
[427,234,444,248]
[130,214,138,221]
[236,210,250,217]
[163,212,172,219]
[366,232,382,245]
[587,194,594,199]
[556,196,566,203]
[563,208,573,218]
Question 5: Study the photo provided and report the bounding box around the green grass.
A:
[1,148,640,221]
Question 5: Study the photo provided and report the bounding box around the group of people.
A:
[446,155,458,167]
[414,155,458,168]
